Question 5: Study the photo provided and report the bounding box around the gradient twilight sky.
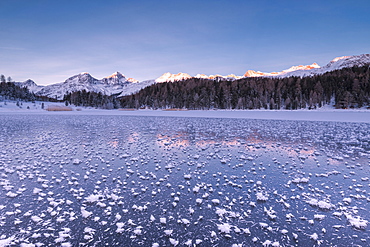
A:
[1,0,369,85]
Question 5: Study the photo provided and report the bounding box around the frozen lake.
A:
[0,114,369,246]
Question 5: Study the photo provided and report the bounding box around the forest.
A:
[119,65,370,110]
[0,75,38,102]
[63,91,120,109]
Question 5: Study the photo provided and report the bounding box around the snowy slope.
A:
[101,72,138,85]
[14,79,44,93]
[117,79,156,97]
[246,54,370,78]
[35,72,141,100]
[155,72,193,83]
[196,73,243,80]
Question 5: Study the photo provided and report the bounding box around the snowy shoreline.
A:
[0,101,369,123]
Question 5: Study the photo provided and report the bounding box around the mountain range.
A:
[16,54,370,100]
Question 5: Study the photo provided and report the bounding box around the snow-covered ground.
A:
[1,100,369,123]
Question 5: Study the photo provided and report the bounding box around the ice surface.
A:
[0,114,369,246]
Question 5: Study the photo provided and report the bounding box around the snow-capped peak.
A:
[195,74,209,79]
[65,72,98,85]
[322,54,370,71]
[283,63,320,73]
[102,72,139,84]
[156,73,244,83]
[14,79,42,93]
[243,70,267,77]
[106,72,125,79]
[155,72,192,83]
[35,71,144,100]
[22,79,37,87]
[127,78,139,83]
[207,74,243,80]
[331,56,351,63]
[244,63,321,78]
[102,72,129,85]
[242,54,370,79]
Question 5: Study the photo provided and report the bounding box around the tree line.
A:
[63,90,120,109]
[0,74,37,101]
[119,65,370,110]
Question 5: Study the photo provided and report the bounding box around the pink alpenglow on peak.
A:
[154,54,369,83]
[155,72,192,83]
[194,74,210,79]
[243,70,268,77]
[106,72,125,79]
[244,63,321,78]
[106,72,138,83]
[195,74,243,80]
[331,56,351,63]
[283,63,320,72]
[208,74,244,80]
[127,78,139,83]
[156,73,244,83]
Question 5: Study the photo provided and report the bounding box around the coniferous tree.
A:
[0,75,5,83]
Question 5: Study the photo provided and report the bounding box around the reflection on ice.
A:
[0,115,369,246]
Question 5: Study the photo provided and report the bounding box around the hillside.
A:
[120,65,370,110]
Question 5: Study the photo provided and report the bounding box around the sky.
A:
[1,0,370,85]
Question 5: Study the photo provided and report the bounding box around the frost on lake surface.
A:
[0,114,369,246]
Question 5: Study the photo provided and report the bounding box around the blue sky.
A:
[1,0,369,85]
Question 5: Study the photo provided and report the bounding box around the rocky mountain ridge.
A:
[15,54,370,100]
